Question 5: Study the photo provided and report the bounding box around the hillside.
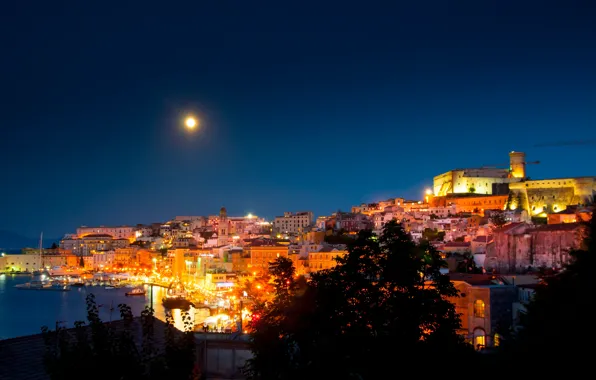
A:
[0,231,60,250]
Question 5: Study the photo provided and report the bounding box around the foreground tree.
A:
[508,211,596,372]
[245,221,471,379]
[489,211,508,228]
[456,251,481,273]
[42,294,197,380]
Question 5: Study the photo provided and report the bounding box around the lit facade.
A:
[308,248,347,272]
[244,239,289,271]
[507,177,596,216]
[433,151,529,197]
[0,254,41,272]
[451,194,508,215]
[273,211,314,234]
[76,226,135,240]
[449,274,517,350]
[432,151,595,217]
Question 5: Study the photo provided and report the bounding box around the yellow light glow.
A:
[185,116,197,129]
[425,189,433,195]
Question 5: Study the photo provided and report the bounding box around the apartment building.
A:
[273,211,314,234]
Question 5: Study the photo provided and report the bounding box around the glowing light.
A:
[425,189,433,195]
[185,116,197,129]
[247,213,253,218]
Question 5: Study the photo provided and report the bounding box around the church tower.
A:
[218,207,229,246]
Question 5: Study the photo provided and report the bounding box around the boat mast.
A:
[39,232,43,271]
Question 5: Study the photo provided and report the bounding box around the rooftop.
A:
[530,223,582,232]
[472,235,493,243]
[444,242,471,248]
[246,238,287,247]
[493,222,525,234]
[81,234,114,238]
[449,273,501,286]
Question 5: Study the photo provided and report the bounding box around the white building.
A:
[0,254,41,272]
[92,251,115,270]
[77,226,135,240]
[273,211,314,234]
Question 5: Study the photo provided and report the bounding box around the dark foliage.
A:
[489,211,508,228]
[456,251,481,274]
[323,233,355,245]
[422,227,445,241]
[41,294,197,380]
[244,221,473,379]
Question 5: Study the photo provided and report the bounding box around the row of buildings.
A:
[1,150,593,351]
[2,151,593,277]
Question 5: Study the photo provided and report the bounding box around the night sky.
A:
[1,0,595,238]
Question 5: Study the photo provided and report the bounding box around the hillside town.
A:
[1,151,594,352]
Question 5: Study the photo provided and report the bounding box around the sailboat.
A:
[32,232,44,276]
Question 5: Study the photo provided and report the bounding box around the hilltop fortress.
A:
[431,151,595,217]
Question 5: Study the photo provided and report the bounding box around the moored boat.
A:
[125,288,146,296]
[15,281,71,291]
[162,279,194,309]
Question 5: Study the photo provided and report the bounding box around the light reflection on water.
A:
[0,274,195,339]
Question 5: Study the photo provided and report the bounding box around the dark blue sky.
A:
[1,0,595,238]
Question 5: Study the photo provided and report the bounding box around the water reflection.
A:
[0,276,197,339]
[145,284,195,331]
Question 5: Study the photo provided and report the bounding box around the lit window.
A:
[474,300,485,318]
[494,333,501,347]
[473,328,485,350]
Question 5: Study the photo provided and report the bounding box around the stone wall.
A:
[485,223,582,273]
[433,169,514,196]
[508,177,596,216]
[509,186,576,215]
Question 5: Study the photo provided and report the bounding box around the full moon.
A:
[185,117,197,129]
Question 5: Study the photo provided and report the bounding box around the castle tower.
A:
[509,151,526,179]
[218,207,229,246]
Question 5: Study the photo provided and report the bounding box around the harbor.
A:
[0,267,242,340]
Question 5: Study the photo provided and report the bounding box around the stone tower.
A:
[218,207,229,246]
[509,151,526,179]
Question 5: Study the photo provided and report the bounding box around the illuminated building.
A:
[0,254,41,272]
[432,151,595,217]
[507,177,595,216]
[76,225,135,240]
[433,152,526,196]
[217,207,230,246]
[273,211,314,234]
[547,207,591,224]
[244,238,289,271]
[308,247,348,272]
[448,273,517,350]
[204,272,236,291]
